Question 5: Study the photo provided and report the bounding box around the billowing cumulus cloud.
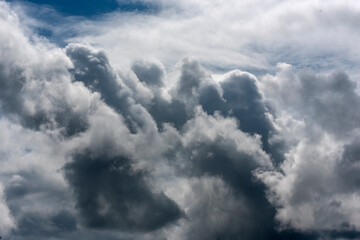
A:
[1,1,360,240]
[256,64,360,235]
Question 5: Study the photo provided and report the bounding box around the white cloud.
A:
[55,0,360,79]
[0,183,15,236]
[256,64,360,232]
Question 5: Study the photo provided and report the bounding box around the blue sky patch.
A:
[8,0,159,17]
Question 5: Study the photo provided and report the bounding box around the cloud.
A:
[0,4,98,137]
[1,2,182,237]
[163,108,277,239]
[66,43,157,133]
[64,151,183,232]
[256,136,360,232]
[132,60,165,87]
[47,0,360,79]
[0,183,15,236]
[261,64,360,137]
[256,65,360,234]
[1,1,360,240]
[14,210,76,237]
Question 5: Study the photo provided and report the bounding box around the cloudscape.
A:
[1,0,360,239]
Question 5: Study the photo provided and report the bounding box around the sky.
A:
[1,0,360,239]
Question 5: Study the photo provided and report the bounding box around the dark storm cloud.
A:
[64,151,183,231]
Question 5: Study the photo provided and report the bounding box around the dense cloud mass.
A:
[64,152,183,231]
[1,1,360,240]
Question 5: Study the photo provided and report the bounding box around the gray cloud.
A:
[66,43,157,133]
[64,151,183,232]
[166,110,276,240]
[261,64,360,137]
[14,210,77,237]
[132,60,165,87]
[337,139,360,190]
